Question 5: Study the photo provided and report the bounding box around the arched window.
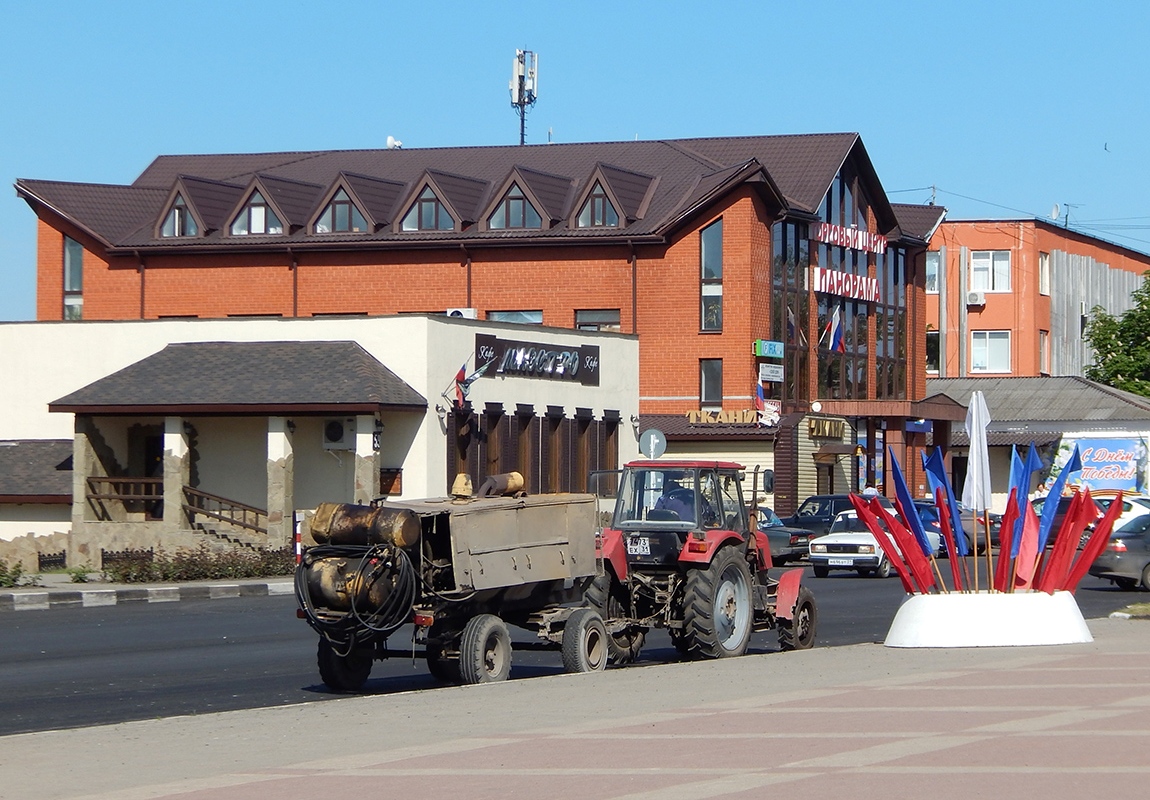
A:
[231,191,283,235]
[402,187,454,231]
[316,189,368,233]
[160,194,198,237]
[576,182,619,228]
[489,184,542,229]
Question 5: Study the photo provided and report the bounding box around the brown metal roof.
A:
[17,134,929,256]
[891,203,947,244]
[49,341,427,414]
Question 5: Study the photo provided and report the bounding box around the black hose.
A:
[295,543,418,639]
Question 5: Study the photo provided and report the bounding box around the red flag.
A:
[453,363,467,408]
[1036,488,1095,594]
[848,494,916,594]
[1061,490,1125,593]
[1013,502,1041,590]
[993,488,1019,592]
[871,498,936,594]
[935,487,965,592]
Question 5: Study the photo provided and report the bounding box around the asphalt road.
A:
[0,569,1138,736]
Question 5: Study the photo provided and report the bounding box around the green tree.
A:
[1084,272,1150,398]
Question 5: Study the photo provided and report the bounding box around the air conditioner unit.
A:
[446,307,478,319]
[966,291,986,307]
[323,418,355,450]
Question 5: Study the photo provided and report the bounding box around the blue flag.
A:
[1037,444,1082,551]
[922,447,969,557]
[1007,446,1027,558]
[889,445,932,558]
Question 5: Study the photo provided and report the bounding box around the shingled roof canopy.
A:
[16,133,929,255]
[0,440,73,502]
[49,341,427,415]
[927,376,1150,425]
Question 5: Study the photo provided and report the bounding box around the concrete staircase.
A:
[193,520,268,551]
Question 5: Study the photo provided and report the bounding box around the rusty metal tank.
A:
[309,502,421,549]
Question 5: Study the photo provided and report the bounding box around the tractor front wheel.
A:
[681,546,754,658]
[585,575,645,664]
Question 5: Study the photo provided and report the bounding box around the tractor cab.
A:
[610,461,749,567]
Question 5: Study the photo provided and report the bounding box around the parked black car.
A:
[785,494,893,538]
[756,507,812,565]
[1087,513,1150,590]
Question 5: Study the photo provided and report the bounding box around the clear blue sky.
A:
[2,0,1147,321]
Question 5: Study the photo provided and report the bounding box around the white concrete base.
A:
[884,590,1093,648]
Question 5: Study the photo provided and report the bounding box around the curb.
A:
[0,579,295,613]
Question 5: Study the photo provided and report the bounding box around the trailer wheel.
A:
[459,614,512,684]
[317,638,373,692]
[682,546,754,658]
[585,575,645,664]
[561,608,608,673]
[778,586,817,651]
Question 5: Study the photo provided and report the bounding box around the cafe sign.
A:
[475,333,600,386]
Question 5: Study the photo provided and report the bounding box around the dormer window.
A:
[576,182,619,228]
[402,187,454,231]
[489,184,542,230]
[316,189,368,233]
[231,191,283,235]
[160,194,198,237]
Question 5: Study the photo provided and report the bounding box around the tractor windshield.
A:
[613,467,698,529]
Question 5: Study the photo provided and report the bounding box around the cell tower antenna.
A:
[509,49,538,146]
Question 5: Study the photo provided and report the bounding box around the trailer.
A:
[295,491,605,690]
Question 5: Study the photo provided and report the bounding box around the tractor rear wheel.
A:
[459,614,512,684]
[317,637,372,692]
[778,586,817,651]
[681,546,754,658]
[561,608,608,673]
[585,575,645,664]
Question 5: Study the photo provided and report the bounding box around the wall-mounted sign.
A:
[752,339,785,358]
[808,417,845,439]
[687,409,761,424]
[811,267,881,302]
[812,222,887,255]
[475,333,600,386]
[759,363,785,382]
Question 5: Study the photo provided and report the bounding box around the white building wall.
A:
[0,315,641,509]
[0,505,71,541]
[188,417,268,510]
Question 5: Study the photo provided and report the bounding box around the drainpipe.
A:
[958,246,969,375]
[460,244,472,308]
[629,241,637,334]
[135,251,146,319]
[288,248,298,318]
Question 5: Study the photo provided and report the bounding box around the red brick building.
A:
[17,134,963,511]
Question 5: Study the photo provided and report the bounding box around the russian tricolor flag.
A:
[826,305,846,353]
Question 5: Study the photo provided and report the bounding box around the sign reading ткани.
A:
[475,333,601,386]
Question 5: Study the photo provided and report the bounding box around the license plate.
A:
[828,558,853,566]
[627,536,651,556]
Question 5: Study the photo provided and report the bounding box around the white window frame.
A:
[925,251,940,294]
[1039,329,1050,374]
[969,250,1011,293]
[970,330,1011,374]
[1039,252,1051,296]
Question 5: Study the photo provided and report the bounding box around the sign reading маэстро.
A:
[475,333,601,386]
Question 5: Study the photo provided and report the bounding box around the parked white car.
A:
[808,509,941,579]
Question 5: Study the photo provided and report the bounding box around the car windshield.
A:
[758,508,783,528]
[830,513,882,533]
[796,498,830,518]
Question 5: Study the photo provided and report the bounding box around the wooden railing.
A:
[86,476,164,520]
[182,487,268,535]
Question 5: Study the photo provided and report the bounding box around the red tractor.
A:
[590,460,816,662]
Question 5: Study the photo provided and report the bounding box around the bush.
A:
[0,558,41,588]
[102,544,294,584]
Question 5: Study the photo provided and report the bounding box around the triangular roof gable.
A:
[157,175,247,236]
[481,166,574,229]
[307,172,404,233]
[396,170,490,231]
[821,137,900,238]
[657,160,785,236]
[569,163,657,228]
[251,174,324,231]
[49,341,428,413]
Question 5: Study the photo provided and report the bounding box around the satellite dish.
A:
[1050,203,1060,221]
[386,135,403,150]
